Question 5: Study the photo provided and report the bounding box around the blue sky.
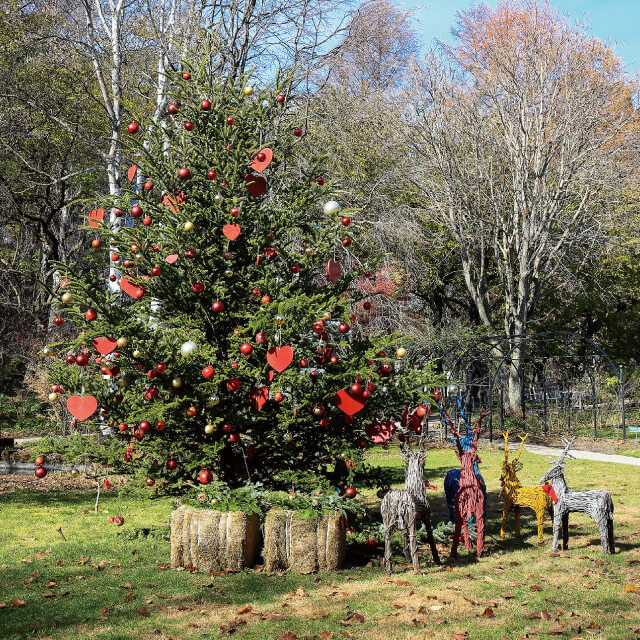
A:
[397,0,640,73]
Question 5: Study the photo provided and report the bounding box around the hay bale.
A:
[169,507,259,571]
[263,510,346,573]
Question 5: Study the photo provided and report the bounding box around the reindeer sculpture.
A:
[540,437,615,554]
[449,416,488,559]
[500,432,554,545]
[380,436,440,574]
[442,400,486,523]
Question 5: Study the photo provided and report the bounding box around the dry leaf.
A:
[482,608,495,618]
[125,593,135,602]
[624,584,639,593]
[137,608,150,617]
[277,633,297,640]
[236,605,252,614]
[541,610,552,621]
[353,613,365,623]
[296,587,307,597]
[395,580,409,586]
[502,594,514,599]
[530,585,542,591]
[10,599,26,607]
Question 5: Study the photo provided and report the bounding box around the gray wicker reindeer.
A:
[381,436,440,574]
[540,437,615,554]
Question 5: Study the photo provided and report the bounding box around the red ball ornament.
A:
[35,455,46,466]
[229,207,240,217]
[201,99,211,110]
[139,420,151,433]
[184,248,196,259]
[274,392,284,402]
[166,458,177,470]
[315,177,325,185]
[255,331,268,344]
[345,486,357,498]
[131,205,143,218]
[366,538,378,549]
[155,420,166,432]
[143,216,152,226]
[146,477,155,487]
[251,288,262,298]
[53,316,64,327]
[168,103,179,114]
[226,116,235,125]
[240,342,253,355]
[362,390,370,400]
[291,265,300,274]
[342,237,352,247]
[207,170,217,180]
[260,295,271,305]
[330,355,339,364]
[293,128,303,137]
[186,406,198,417]
[192,282,204,293]
[127,122,139,134]
[276,94,285,103]
[198,469,213,484]
[144,181,153,191]
[319,417,330,427]
[91,238,101,248]
[35,466,47,479]
[182,72,191,80]
[226,377,242,392]
[256,152,266,162]
[299,359,308,368]
[109,274,117,282]
[147,369,157,379]
[65,354,76,365]
[123,259,133,269]
[75,354,88,367]
[338,322,350,334]
[184,121,194,131]
[86,309,97,323]
[110,253,119,262]
[310,370,319,380]
[229,432,240,443]
[222,422,232,432]
[118,422,128,432]
[416,405,427,417]
[211,300,224,313]
[313,324,324,335]
[202,365,215,379]
[178,167,191,180]
[350,382,363,396]
[155,362,167,373]
[113,208,122,217]
[341,216,351,226]
[433,389,442,402]
[313,404,325,416]
[363,301,372,310]
[151,266,162,276]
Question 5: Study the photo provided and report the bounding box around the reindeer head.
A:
[540,436,575,485]
[400,436,427,470]
[500,432,528,485]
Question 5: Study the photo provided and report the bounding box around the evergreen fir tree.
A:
[43,67,435,492]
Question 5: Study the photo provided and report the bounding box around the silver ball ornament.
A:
[323,200,341,216]
[180,340,198,357]
[214,194,224,205]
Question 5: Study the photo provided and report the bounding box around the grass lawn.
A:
[1,446,640,640]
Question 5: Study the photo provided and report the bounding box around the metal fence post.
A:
[590,366,597,439]
[542,366,548,435]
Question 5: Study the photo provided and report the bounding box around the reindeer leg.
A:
[462,516,472,551]
[562,513,569,551]
[423,511,441,565]
[514,505,521,537]
[598,520,610,555]
[537,508,545,546]
[500,501,510,539]
[402,529,412,563]
[476,508,485,557]
[384,527,393,575]
[408,522,420,573]
[607,518,615,554]
[551,514,561,553]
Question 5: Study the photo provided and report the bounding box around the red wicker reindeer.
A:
[449,410,490,559]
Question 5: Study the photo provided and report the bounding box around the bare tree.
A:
[407,1,638,412]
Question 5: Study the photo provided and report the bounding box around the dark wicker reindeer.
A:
[380,434,440,574]
[449,412,489,559]
[540,437,615,554]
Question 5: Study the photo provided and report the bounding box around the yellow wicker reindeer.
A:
[499,433,554,545]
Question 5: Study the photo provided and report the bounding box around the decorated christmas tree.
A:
[42,67,435,492]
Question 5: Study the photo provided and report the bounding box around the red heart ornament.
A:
[120,276,145,299]
[267,370,275,383]
[165,254,179,264]
[67,395,98,421]
[245,174,267,198]
[127,164,137,182]
[334,388,366,416]
[222,223,241,241]
[92,337,118,355]
[250,147,273,173]
[103,479,112,491]
[327,259,342,284]
[88,208,105,228]
[365,420,396,444]
[249,386,269,411]
[162,192,185,214]
[266,346,294,373]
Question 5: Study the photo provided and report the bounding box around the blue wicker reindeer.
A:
[442,396,487,523]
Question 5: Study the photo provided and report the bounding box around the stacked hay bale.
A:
[263,510,346,573]
[170,505,260,571]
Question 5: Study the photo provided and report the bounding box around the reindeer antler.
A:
[503,430,510,461]
[514,433,528,463]
[451,425,464,457]
[549,436,575,467]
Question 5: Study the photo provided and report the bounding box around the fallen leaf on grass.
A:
[296,587,308,597]
[502,593,514,599]
[236,605,252,614]
[10,599,26,607]
[482,607,495,618]
[529,585,541,591]
[541,610,552,621]
[451,630,469,640]
[395,580,409,586]
[125,593,135,602]
[624,584,639,593]
[318,633,332,639]
[219,619,247,634]
[136,608,150,617]
[277,632,297,640]
[42,592,55,598]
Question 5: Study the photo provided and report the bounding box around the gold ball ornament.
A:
[206,395,220,408]
[243,85,253,96]
[184,221,194,231]
[224,269,233,278]
[275,315,286,326]
[214,194,224,205]
[134,253,144,264]
[48,392,59,402]
[204,423,215,435]
[210,498,218,505]
[172,377,183,388]
[305,248,315,256]
[70,469,79,477]
[323,311,332,320]
[61,292,73,304]
[132,349,141,358]
[396,347,406,358]
[116,337,128,348]
[43,347,53,358]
